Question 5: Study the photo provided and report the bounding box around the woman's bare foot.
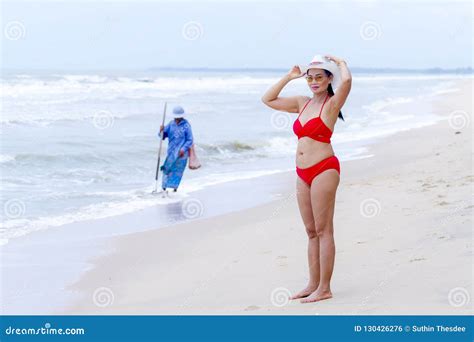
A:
[300,288,332,303]
[289,284,319,300]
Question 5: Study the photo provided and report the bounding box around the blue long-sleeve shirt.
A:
[159,119,194,156]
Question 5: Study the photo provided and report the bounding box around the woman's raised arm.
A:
[261,66,307,113]
[325,55,352,113]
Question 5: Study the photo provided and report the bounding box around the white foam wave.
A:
[0,154,15,163]
[0,168,291,245]
[354,74,473,82]
[362,96,414,114]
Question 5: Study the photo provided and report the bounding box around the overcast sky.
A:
[1,0,472,70]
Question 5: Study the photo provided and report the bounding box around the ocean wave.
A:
[2,73,468,125]
[199,141,256,153]
[0,168,291,245]
[0,188,180,245]
[332,118,442,144]
[197,137,295,159]
[354,74,473,82]
[261,137,296,155]
[10,152,120,164]
[0,74,275,99]
[0,111,150,126]
[0,154,15,164]
[58,74,109,83]
[429,88,461,96]
[362,96,414,114]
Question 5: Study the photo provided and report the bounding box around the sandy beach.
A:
[52,78,472,316]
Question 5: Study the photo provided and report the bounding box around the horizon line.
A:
[2,66,473,74]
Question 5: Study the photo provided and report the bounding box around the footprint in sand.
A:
[437,201,450,206]
[436,233,452,240]
[409,257,426,263]
[244,305,261,311]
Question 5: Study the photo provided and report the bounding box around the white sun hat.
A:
[170,105,187,118]
[300,54,342,90]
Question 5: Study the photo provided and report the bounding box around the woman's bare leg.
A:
[301,169,340,303]
[290,177,320,300]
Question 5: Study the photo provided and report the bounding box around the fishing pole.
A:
[152,102,167,194]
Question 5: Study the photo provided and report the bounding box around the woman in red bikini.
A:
[262,54,352,303]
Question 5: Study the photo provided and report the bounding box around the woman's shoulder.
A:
[300,96,311,103]
[296,96,311,112]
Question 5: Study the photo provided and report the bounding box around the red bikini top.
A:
[293,94,333,143]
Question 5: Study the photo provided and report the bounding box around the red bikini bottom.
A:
[296,155,340,186]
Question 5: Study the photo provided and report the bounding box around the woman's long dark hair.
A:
[318,70,345,121]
